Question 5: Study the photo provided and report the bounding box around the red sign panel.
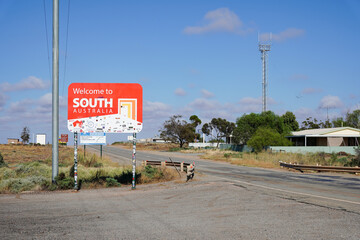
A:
[67,83,143,133]
[60,134,68,143]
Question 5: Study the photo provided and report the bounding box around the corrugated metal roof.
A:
[291,127,360,136]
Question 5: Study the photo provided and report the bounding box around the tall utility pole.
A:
[52,0,59,182]
[259,42,271,112]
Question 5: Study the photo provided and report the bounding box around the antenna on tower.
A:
[258,32,271,112]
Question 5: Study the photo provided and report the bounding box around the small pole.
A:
[84,145,86,160]
[132,132,136,190]
[100,145,103,159]
[74,132,78,190]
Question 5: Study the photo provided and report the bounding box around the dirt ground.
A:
[1,174,360,240]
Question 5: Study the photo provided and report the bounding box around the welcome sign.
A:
[68,83,143,133]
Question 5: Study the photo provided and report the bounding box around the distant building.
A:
[136,135,169,143]
[7,138,21,144]
[287,127,360,147]
[36,134,46,145]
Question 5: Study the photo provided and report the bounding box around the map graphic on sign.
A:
[67,83,143,133]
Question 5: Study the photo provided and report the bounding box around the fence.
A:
[142,160,191,172]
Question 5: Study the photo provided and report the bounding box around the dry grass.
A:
[138,166,181,184]
[0,144,74,166]
[0,144,183,193]
[199,149,355,168]
[108,143,357,169]
[113,142,180,151]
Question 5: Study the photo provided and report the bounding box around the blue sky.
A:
[1,0,360,144]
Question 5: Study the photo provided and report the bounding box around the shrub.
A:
[105,178,120,187]
[143,165,157,178]
[0,152,7,168]
[0,176,48,193]
[55,177,74,189]
[247,127,292,153]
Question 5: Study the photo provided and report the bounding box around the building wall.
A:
[270,146,357,155]
[7,139,20,144]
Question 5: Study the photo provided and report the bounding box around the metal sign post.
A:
[132,133,136,190]
[74,132,78,190]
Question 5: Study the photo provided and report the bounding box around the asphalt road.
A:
[1,145,359,240]
[92,145,360,214]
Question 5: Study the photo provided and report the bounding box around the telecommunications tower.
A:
[258,34,271,112]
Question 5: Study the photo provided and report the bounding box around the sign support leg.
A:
[74,132,78,190]
[132,133,137,190]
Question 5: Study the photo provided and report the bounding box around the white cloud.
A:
[8,99,35,114]
[319,95,343,109]
[143,100,172,120]
[183,8,249,35]
[186,98,237,122]
[174,88,187,96]
[1,76,49,92]
[260,28,305,42]
[236,97,277,113]
[201,89,215,99]
[189,98,220,111]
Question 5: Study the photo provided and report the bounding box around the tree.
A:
[159,115,196,148]
[189,115,202,141]
[332,117,345,128]
[247,127,292,153]
[345,109,360,128]
[300,117,320,130]
[202,118,235,147]
[189,115,201,128]
[319,119,332,128]
[281,111,299,132]
[21,126,30,144]
[301,117,333,130]
[233,111,288,144]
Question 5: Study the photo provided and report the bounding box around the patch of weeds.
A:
[224,153,231,159]
[329,153,338,166]
[69,164,75,177]
[114,170,139,184]
[0,176,49,193]
[139,166,164,183]
[55,173,74,190]
[105,178,120,188]
[0,152,7,168]
[168,147,181,152]
[94,162,103,168]
[143,165,157,178]
[336,157,348,165]
[345,157,360,167]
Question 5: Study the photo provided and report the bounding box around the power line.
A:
[42,0,51,81]
[61,0,71,98]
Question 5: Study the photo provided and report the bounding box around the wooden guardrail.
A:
[279,161,360,174]
[143,160,191,172]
